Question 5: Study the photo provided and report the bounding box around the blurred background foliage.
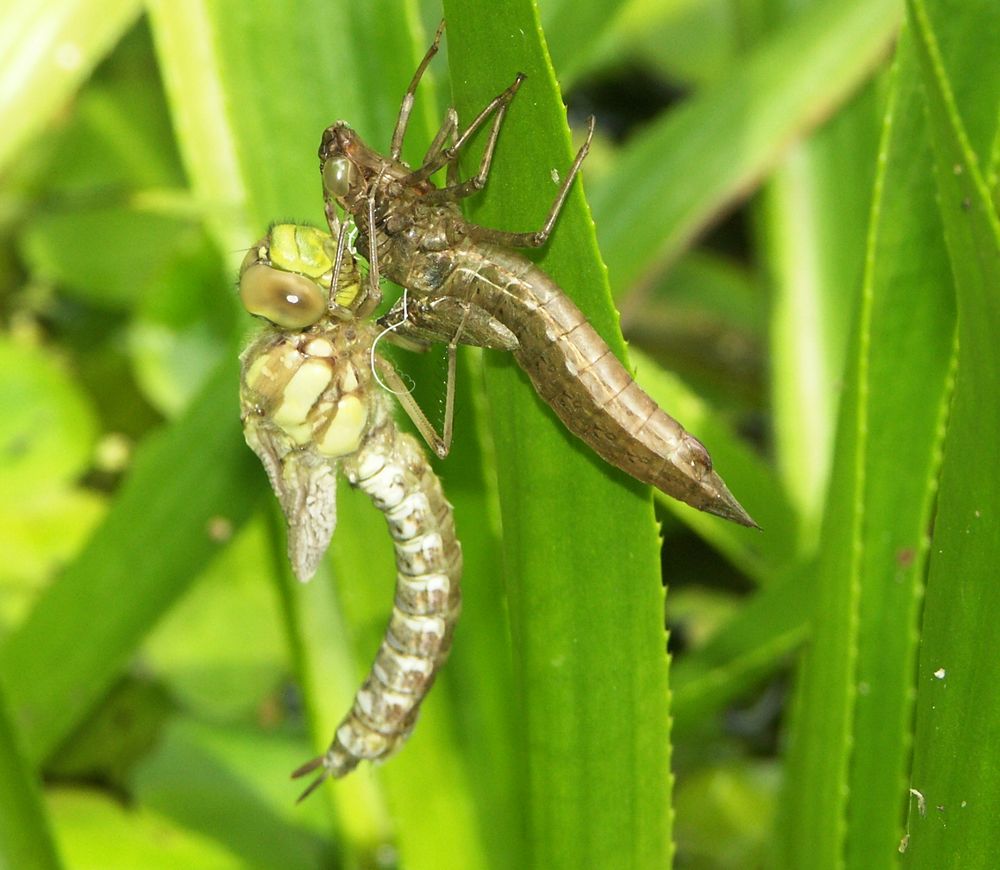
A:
[1,0,997,868]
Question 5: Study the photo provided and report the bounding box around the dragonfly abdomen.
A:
[452,246,755,527]
[296,420,462,791]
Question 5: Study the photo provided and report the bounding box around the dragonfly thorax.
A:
[241,328,376,459]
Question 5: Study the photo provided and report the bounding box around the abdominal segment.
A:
[291,423,462,798]
[438,244,757,527]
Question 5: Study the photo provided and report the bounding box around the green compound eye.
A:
[239,263,327,329]
[323,155,357,198]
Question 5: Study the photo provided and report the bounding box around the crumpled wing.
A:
[243,418,338,582]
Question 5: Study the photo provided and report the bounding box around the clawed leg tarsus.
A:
[406,74,526,188]
[466,114,596,248]
[390,19,446,161]
[385,21,594,248]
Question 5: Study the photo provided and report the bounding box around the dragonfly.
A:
[238,222,462,800]
[315,22,757,528]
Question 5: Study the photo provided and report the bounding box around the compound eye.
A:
[239,263,326,328]
[323,155,357,198]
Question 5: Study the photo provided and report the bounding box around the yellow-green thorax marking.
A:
[242,330,372,458]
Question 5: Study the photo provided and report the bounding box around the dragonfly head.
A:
[239,224,363,329]
[319,122,369,207]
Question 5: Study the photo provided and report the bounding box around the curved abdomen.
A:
[445,244,756,527]
[292,416,462,797]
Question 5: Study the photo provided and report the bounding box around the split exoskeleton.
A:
[316,21,756,528]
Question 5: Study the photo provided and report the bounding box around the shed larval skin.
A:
[318,116,757,528]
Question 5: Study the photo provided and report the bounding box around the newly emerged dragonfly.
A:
[239,223,462,799]
[317,22,757,528]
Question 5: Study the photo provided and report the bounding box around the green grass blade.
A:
[0,680,61,869]
[772,206,868,870]
[148,0,443,251]
[539,0,629,85]
[844,33,956,866]
[0,0,141,175]
[48,787,248,867]
[902,1,1000,864]
[0,358,263,764]
[132,718,333,868]
[760,86,881,547]
[776,8,970,862]
[589,0,901,301]
[443,2,671,867]
[408,354,524,870]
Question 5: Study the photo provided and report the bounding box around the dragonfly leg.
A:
[373,298,484,460]
[405,74,525,188]
[422,107,457,166]
[328,209,377,317]
[390,19,446,161]
[380,294,519,351]
[420,108,464,186]
[466,115,596,248]
[362,171,388,301]
[322,141,387,307]
[323,198,340,238]
[375,355,455,459]
[446,144,462,187]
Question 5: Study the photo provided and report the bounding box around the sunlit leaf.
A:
[445,2,671,867]
[902,0,1000,864]
[0,0,142,173]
